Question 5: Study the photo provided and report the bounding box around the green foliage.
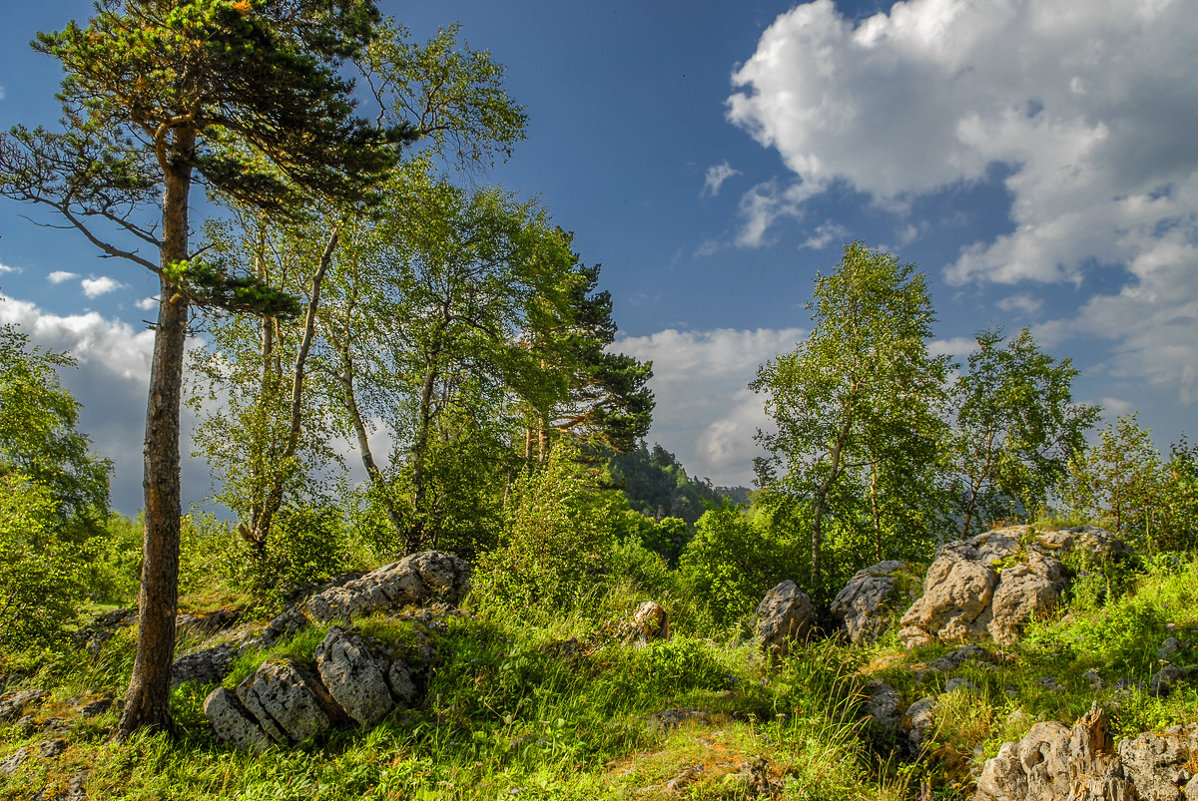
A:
[610,442,749,527]
[0,324,111,647]
[678,503,805,629]
[475,448,620,610]
[950,327,1099,538]
[752,242,949,598]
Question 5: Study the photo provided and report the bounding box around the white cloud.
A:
[997,293,1044,316]
[928,336,979,359]
[801,221,850,250]
[136,296,158,311]
[0,262,18,275]
[81,275,127,297]
[0,293,205,513]
[727,0,1198,403]
[47,270,78,284]
[614,327,805,485]
[702,161,741,197]
[736,179,819,247]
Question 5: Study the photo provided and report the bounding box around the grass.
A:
[4,549,1198,799]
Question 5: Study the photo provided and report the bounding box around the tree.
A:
[0,0,404,735]
[949,327,1099,538]
[0,324,111,648]
[752,242,948,598]
[1065,413,1162,547]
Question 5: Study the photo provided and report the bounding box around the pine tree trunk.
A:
[118,128,194,738]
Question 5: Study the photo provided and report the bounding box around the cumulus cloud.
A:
[802,221,850,250]
[997,293,1044,316]
[135,296,158,311]
[728,0,1198,403]
[81,275,126,297]
[614,327,805,485]
[0,293,205,513]
[702,161,741,197]
[47,270,77,284]
[0,262,18,275]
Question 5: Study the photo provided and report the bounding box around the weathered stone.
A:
[865,681,902,731]
[899,553,998,647]
[1158,637,1184,661]
[235,659,347,745]
[307,551,471,623]
[755,580,813,657]
[0,746,28,775]
[387,661,418,708]
[204,686,272,753]
[944,677,976,693]
[39,738,68,758]
[251,606,310,649]
[830,560,912,644]
[314,629,394,727]
[0,689,48,723]
[986,552,1065,643]
[1148,664,1183,698]
[904,696,937,750]
[1118,725,1198,801]
[76,698,114,719]
[171,643,239,689]
[630,601,670,643]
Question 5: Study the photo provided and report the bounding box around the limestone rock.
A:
[900,526,1124,649]
[755,580,813,656]
[235,659,347,745]
[171,643,239,689]
[1118,725,1198,801]
[865,681,902,731]
[630,601,670,643]
[0,746,28,775]
[314,629,395,727]
[204,687,272,753]
[307,551,471,623]
[831,560,913,644]
[904,696,937,750]
[0,688,47,723]
[387,660,418,707]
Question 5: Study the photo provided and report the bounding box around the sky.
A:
[1,0,1196,513]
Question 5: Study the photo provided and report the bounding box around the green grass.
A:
[4,549,1198,799]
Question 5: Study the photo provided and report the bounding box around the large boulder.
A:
[973,702,1198,801]
[204,687,272,753]
[307,551,471,624]
[630,601,670,644]
[235,659,348,745]
[755,580,813,656]
[831,560,915,644]
[314,629,397,727]
[899,526,1122,648]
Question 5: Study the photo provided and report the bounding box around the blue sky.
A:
[1,0,1196,512]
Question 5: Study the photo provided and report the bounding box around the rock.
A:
[865,681,902,731]
[0,746,28,775]
[630,602,670,643]
[900,526,1122,649]
[929,644,992,672]
[250,606,310,649]
[1159,637,1184,661]
[39,738,68,758]
[986,551,1065,643]
[314,629,395,727]
[61,772,88,801]
[235,659,348,745]
[945,677,976,693]
[973,702,1192,801]
[755,580,813,657]
[831,560,913,644]
[1083,669,1104,690]
[203,686,272,753]
[904,696,937,750]
[645,708,712,730]
[387,661,418,707]
[171,643,239,689]
[307,551,471,623]
[1149,664,1183,697]
[0,689,48,723]
[76,698,114,718]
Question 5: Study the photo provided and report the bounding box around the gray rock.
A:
[76,698,114,719]
[904,696,937,749]
[645,707,712,730]
[1159,637,1184,661]
[387,661,418,708]
[830,560,912,644]
[630,601,669,643]
[1118,725,1198,800]
[1149,664,1184,697]
[0,689,48,723]
[203,686,272,753]
[39,738,68,758]
[755,580,813,657]
[314,629,395,727]
[307,551,471,623]
[986,551,1065,643]
[0,746,28,775]
[898,537,1006,647]
[865,681,902,730]
[250,606,310,649]
[945,677,976,693]
[235,659,347,745]
[171,643,239,689]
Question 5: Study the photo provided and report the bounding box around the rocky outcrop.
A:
[0,688,47,723]
[203,688,273,753]
[831,560,916,644]
[899,526,1127,648]
[630,602,670,643]
[235,659,349,745]
[974,702,1198,801]
[307,551,471,624]
[756,580,814,657]
[315,628,416,727]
